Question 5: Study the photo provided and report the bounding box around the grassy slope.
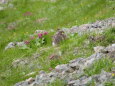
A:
[0,0,115,86]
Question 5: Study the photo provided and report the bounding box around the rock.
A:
[55,64,69,72]
[5,41,28,50]
[112,44,115,47]
[107,50,115,59]
[5,42,16,50]
[39,70,46,75]
[14,81,28,86]
[0,0,13,10]
[12,58,29,68]
[26,77,35,84]
[89,35,105,42]
[14,44,114,86]
[33,53,41,59]
[69,53,105,71]
[69,58,85,70]
[92,70,112,85]
[73,47,79,56]
[94,46,105,53]
[63,17,115,35]
[35,73,52,84]
[112,22,115,27]
[0,0,7,4]
[67,70,112,86]
[68,76,92,86]
[15,78,35,86]
[16,42,25,47]
[105,45,115,52]
[93,44,115,54]
[7,22,17,30]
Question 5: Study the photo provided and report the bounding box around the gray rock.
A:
[7,22,17,30]
[63,17,115,35]
[0,0,13,10]
[92,70,112,85]
[14,37,115,86]
[105,45,115,52]
[67,70,112,86]
[55,64,69,72]
[5,41,28,50]
[69,53,105,71]
[15,81,28,86]
[26,77,35,84]
[0,0,7,4]
[16,42,25,47]
[12,58,29,68]
[5,42,16,50]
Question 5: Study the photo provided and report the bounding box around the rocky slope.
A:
[15,44,115,86]
[0,0,13,10]
[14,17,115,86]
[63,17,115,35]
[5,17,115,50]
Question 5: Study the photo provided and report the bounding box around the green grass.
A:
[47,79,66,86]
[0,0,115,86]
[88,28,115,46]
[84,58,114,76]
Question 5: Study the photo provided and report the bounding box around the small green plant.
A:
[20,31,49,49]
[105,81,114,86]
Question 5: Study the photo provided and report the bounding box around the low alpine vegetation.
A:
[0,0,115,86]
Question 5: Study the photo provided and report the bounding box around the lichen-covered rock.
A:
[7,22,17,30]
[0,0,8,4]
[67,70,113,86]
[16,42,25,47]
[68,76,92,86]
[14,17,115,86]
[55,64,69,72]
[105,44,115,52]
[5,41,27,50]
[12,58,29,68]
[5,42,16,50]
[14,45,110,86]
[92,70,112,86]
[0,0,13,10]
[94,46,105,53]
[63,17,115,35]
